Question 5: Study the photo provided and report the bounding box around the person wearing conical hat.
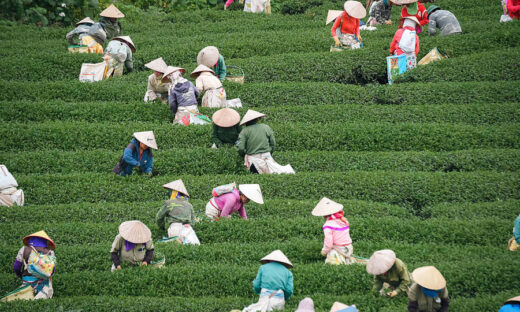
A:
[197,46,227,82]
[225,0,271,13]
[205,183,263,221]
[144,57,171,103]
[393,0,428,32]
[366,249,411,298]
[330,1,366,50]
[499,296,520,312]
[12,231,56,299]
[242,250,293,312]
[104,36,135,77]
[99,4,124,40]
[66,17,103,54]
[156,180,200,245]
[190,64,227,108]
[165,66,200,124]
[366,0,393,26]
[117,131,157,177]
[505,0,520,20]
[312,197,354,265]
[211,108,241,148]
[508,214,520,251]
[390,16,420,70]
[110,221,154,271]
[426,5,462,36]
[238,110,295,174]
[408,266,449,312]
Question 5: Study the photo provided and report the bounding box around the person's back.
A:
[238,123,275,157]
[99,16,121,39]
[172,80,199,108]
[428,9,461,36]
[254,262,293,299]
[158,198,194,228]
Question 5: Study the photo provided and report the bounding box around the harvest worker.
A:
[205,183,263,220]
[225,0,271,13]
[156,179,200,245]
[110,220,154,271]
[238,110,295,174]
[390,16,421,70]
[366,0,393,26]
[211,108,241,148]
[99,4,124,40]
[426,5,462,36]
[408,266,449,312]
[144,57,170,103]
[12,230,56,299]
[330,302,358,312]
[312,197,353,265]
[104,36,135,77]
[366,249,411,297]
[242,250,293,312]
[505,0,520,20]
[197,46,227,82]
[165,66,200,124]
[330,1,366,50]
[115,131,157,177]
[190,64,227,108]
[393,0,428,32]
[66,17,103,54]
[499,296,520,312]
[508,213,520,251]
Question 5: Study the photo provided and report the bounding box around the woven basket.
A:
[68,45,89,53]
[225,66,245,84]
[150,252,166,268]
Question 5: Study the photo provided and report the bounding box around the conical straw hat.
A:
[190,64,215,78]
[162,66,186,79]
[311,197,343,216]
[76,17,95,26]
[401,15,422,30]
[212,108,240,127]
[162,179,189,196]
[344,1,366,19]
[197,46,220,67]
[145,57,168,73]
[326,10,344,25]
[133,131,158,150]
[100,4,125,18]
[366,249,396,275]
[505,296,520,305]
[118,220,152,244]
[23,230,56,250]
[412,266,446,290]
[239,184,264,204]
[330,302,350,312]
[390,0,417,5]
[295,297,315,312]
[240,109,266,126]
[113,36,136,52]
[260,250,293,268]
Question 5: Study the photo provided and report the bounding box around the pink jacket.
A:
[321,219,352,254]
[213,188,247,219]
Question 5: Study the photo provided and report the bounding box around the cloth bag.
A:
[242,289,285,312]
[79,62,106,82]
[418,48,445,66]
[0,165,24,207]
[26,247,56,280]
[386,54,407,85]
[398,29,416,54]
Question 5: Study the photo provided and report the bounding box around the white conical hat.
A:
[162,179,189,196]
[391,0,417,5]
[162,66,186,79]
[197,46,220,67]
[330,302,350,312]
[505,296,520,305]
[412,266,446,290]
[260,250,293,268]
[366,249,397,275]
[113,36,136,52]
[311,197,343,216]
[212,108,240,127]
[190,64,215,78]
[145,58,168,73]
[100,4,125,18]
[295,297,315,312]
[401,15,423,30]
[76,17,95,26]
[133,131,158,150]
[344,1,366,19]
[240,109,266,126]
[326,10,344,25]
[118,220,151,244]
[238,184,263,204]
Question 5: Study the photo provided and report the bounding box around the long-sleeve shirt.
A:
[195,72,223,92]
[99,17,121,39]
[321,219,352,255]
[156,198,195,230]
[390,26,420,56]
[14,246,56,279]
[212,124,241,147]
[428,10,462,36]
[146,74,170,96]
[373,258,411,294]
[370,0,392,24]
[213,55,226,81]
[237,123,275,157]
[514,214,520,244]
[253,262,293,300]
[401,3,429,27]
[213,188,247,219]
[507,0,520,19]
[121,139,153,176]
[105,40,133,73]
[110,234,154,266]
[408,283,449,312]
[66,24,92,45]
[331,11,360,38]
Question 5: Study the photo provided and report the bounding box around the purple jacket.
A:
[214,188,247,219]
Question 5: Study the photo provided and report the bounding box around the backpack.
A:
[26,247,56,280]
[106,40,128,63]
[212,182,237,197]
[112,143,136,175]
[399,29,416,54]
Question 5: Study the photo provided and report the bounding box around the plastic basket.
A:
[225,66,245,84]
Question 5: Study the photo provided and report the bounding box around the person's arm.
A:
[225,0,235,8]
[408,301,419,312]
[415,34,420,56]
[195,77,204,93]
[419,7,429,26]
[428,17,437,36]
[218,56,226,81]
[110,236,122,267]
[237,129,247,157]
[396,263,411,294]
[373,275,383,291]
[252,267,262,294]
[169,87,179,115]
[321,228,333,255]
[237,204,248,220]
[66,29,77,45]
[143,151,153,174]
[212,124,224,147]
[124,49,133,73]
[440,298,449,312]
[356,19,361,39]
[110,252,121,267]
[514,216,520,242]
[192,82,200,98]
[143,249,154,264]
[267,126,275,154]
[389,31,400,54]
[284,272,294,300]
[123,144,139,166]
[331,15,342,45]
[156,203,168,230]
[366,0,372,11]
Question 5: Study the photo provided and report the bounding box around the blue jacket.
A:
[499,303,520,312]
[252,262,293,300]
[514,214,520,244]
[168,80,200,115]
[121,139,153,176]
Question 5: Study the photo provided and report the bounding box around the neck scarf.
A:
[421,286,439,298]
[327,210,349,225]
[124,240,136,252]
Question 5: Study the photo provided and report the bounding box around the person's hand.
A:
[141,261,148,266]
[333,36,342,47]
[386,290,398,298]
[321,251,327,256]
[116,265,122,270]
[385,20,393,25]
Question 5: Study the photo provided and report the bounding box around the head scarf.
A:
[421,286,440,298]
[327,210,349,225]
[167,70,187,87]
[29,237,48,248]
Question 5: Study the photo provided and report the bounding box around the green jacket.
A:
[213,55,226,81]
[156,198,195,230]
[373,258,411,294]
[99,17,121,40]
[237,123,275,157]
[212,124,241,147]
[408,283,449,312]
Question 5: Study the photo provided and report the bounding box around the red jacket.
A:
[331,11,360,38]
[390,26,420,56]
[400,2,429,27]
[508,0,520,19]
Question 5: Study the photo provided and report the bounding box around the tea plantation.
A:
[0,0,519,311]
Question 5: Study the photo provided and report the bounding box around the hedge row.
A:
[3,149,519,175]
[2,121,518,152]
